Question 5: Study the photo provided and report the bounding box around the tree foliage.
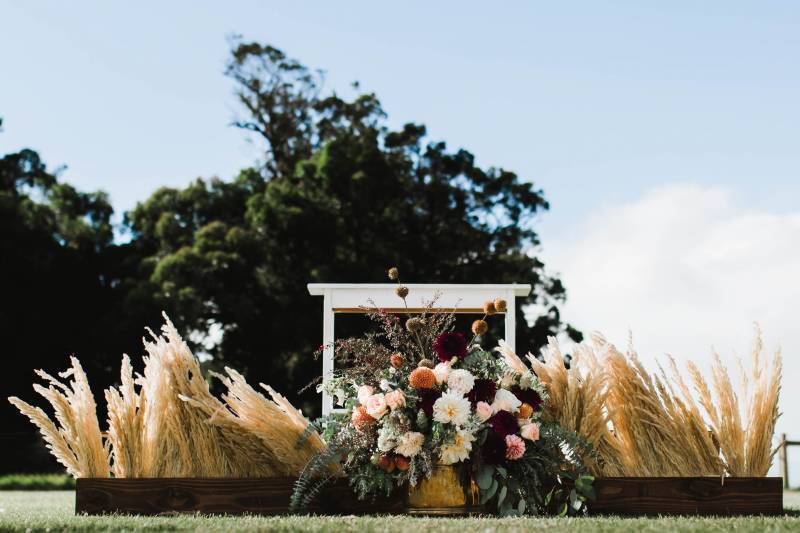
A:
[2,39,579,472]
[126,39,580,413]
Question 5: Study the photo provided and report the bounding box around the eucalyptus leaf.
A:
[496,466,508,478]
[476,465,494,490]
[517,499,526,514]
[497,485,508,508]
[499,501,514,517]
[480,479,498,504]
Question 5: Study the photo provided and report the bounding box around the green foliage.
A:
[2,37,579,470]
[0,474,75,491]
[122,39,580,416]
[472,423,596,516]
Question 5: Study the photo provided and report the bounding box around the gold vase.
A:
[406,464,482,516]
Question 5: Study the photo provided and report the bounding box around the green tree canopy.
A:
[125,40,581,414]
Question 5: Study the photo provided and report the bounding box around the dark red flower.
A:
[482,431,507,464]
[417,388,442,418]
[467,379,497,405]
[511,386,543,412]
[432,332,467,362]
[488,410,519,437]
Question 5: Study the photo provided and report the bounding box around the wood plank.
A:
[76,477,405,516]
[75,476,783,517]
[589,477,783,516]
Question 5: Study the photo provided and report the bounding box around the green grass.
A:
[0,474,75,490]
[0,491,798,532]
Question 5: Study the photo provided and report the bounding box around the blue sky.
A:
[3,1,799,233]
[3,1,800,480]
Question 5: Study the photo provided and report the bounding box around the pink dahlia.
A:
[505,434,526,460]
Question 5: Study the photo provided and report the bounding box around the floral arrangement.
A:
[293,268,595,516]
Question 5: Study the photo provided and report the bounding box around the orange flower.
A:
[390,353,405,369]
[351,405,375,431]
[409,367,436,390]
[517,402,533,420]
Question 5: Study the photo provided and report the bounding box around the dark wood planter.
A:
[590,477,783,516]
[75,476,783,517]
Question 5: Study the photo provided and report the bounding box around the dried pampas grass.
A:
[9,357,110,478]
[530,335,625,476]
[531,326,782,478]
[9,313,325,478]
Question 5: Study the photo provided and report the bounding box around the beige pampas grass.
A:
[534,327,782,478]
[10,313,325,478]
[529,335,625,476]
[9,357,110,478]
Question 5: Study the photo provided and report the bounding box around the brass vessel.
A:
[406,464,482,516]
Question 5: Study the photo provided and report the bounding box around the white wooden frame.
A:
[307,283,532,415]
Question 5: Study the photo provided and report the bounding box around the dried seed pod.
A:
[483,301,496,315]
[405,317,424,332]
[395,286,409,298]
[418,358,435,369]
[493,298,508,313]
[388,267,399,281]
[471,319,489,336]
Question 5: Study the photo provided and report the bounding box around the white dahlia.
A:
[447,369,475,396]
[432,391,471,426]
[395,431,425,457]
[439,429,476,465]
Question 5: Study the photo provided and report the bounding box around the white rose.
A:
[492,388,521,414]
[433,362,452,385]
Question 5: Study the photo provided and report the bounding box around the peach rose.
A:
[365,393,388,419]
[475,401,492,423]
[385,389,406,410]
[520,422,540,441]
[357,385,375,405]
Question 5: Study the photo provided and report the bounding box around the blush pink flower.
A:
[385,389,406,410]
[520,422,540,442]
[475,401,492,423]
[505,434,526,460]
[364,393,388,419]
[357,385,375,405]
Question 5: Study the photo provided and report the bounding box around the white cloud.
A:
[545,183,800,482]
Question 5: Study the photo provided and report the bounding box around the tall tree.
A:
[127,40,580,415]
[0,123,146,472]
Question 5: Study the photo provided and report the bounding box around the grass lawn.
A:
[0,491,798,532]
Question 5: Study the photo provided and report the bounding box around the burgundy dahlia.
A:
[482,431,507,465]
[417,388,442,418]
[467,378,497,405]
[432,332,467,362]
[511,386,543,412]
[488,410,519,437]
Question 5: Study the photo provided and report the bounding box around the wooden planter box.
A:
[75,476,783,517]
